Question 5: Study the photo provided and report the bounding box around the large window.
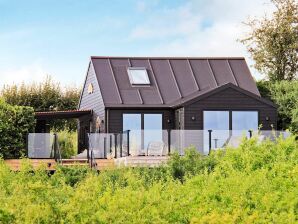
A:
[123,113,163,155]
[203,110,259,151]
[203,111,230,152]
[127,68,150,85]
[123,114,142,152]
[232,111,258,136]
[203,111,229,130]
[232,111,258,130]
[144,114,163,148]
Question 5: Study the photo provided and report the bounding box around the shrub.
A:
[0,99,35,158]
[0,136,297,223]
[57,131,78,159]
[1,76,81,131]
[257,80,298,133]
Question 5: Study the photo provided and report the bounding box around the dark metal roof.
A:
[91,56,260,107]
[35,110,92,120]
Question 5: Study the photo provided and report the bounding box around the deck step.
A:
[61,159,88,163]
[60,159,89,167]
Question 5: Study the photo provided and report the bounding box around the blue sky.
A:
[0,0,273,87]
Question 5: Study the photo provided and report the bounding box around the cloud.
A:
[0,61,49,87]
[129,0,275,79]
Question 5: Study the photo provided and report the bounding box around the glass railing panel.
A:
[28,133,54,158]
[171,130,205,155]
[89,133,116,159]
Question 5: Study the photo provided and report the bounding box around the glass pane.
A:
[128,69,150,84]
[232,111,258,137]
[204,111,229,130]
[123,114,141,155]
[203,111,229,152]
[232,111,258,130]
[144,114,163,150]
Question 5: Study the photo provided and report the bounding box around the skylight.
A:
[127,68,150,85]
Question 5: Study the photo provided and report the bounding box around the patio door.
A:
[123,113,163,155]
[144,114,163,150]
[123,114,142,154]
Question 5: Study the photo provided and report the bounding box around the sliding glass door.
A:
[123,114,142,154]
[144,114,163,149]
[123,113,163,155]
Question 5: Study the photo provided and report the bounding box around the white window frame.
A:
[127,67,150,85]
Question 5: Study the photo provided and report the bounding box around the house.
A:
[77,56,277,154]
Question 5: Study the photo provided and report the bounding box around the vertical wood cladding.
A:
[108,109,175,133]
[183,88,277,130]
[79,63,105,132]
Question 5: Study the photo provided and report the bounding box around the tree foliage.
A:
[0,99,35,158]
[270,80,298,132]
[0,136,297,223]
[257,80,298,133]
[0,76,81,131]
[241,0,298,81]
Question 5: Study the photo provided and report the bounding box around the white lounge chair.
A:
[147,141,166,156]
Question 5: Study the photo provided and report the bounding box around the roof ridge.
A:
[90,56,246,60]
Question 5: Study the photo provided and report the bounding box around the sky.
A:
[0,0,274,88]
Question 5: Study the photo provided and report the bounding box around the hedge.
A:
[0,99,35,158]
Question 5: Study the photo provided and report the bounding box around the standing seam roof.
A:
[91,56,260,107]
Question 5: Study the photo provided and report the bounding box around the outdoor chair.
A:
[146,141,166,156]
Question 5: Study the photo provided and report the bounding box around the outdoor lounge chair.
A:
[146,141,166,156]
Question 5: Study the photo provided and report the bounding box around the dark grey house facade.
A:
[78,56,277,152]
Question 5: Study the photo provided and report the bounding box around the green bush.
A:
[1,76,81,131]
[257,80,298,133]
[0,136,297,223]
[57,131,78,159]
[0,99,35,158]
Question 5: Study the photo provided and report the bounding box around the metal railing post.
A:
[114,133,118,158]
[127,130,130,156]
[208,130,212,155]
[248,130,253,139]
[104,137,107,159]
[26,134,29,158]
[109,135,112,154]
[120,131,123,157]
[86,133,90,161]
[167,129,171,155]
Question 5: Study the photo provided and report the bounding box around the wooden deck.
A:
[4,156,168,171]
[4,159,57,171]
[114,156,169,167]
[4,159,115,171]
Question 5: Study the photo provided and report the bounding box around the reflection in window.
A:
[127,68,150,85]
[203,111,230,153]
[123,114,141,154]
[144,114,163,149]
[232,111,258,136]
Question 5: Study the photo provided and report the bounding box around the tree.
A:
[269,80,298,132]
[241,0,298,81]
[0,76,81,131]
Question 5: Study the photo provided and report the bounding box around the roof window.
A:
[127,67,150,85]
